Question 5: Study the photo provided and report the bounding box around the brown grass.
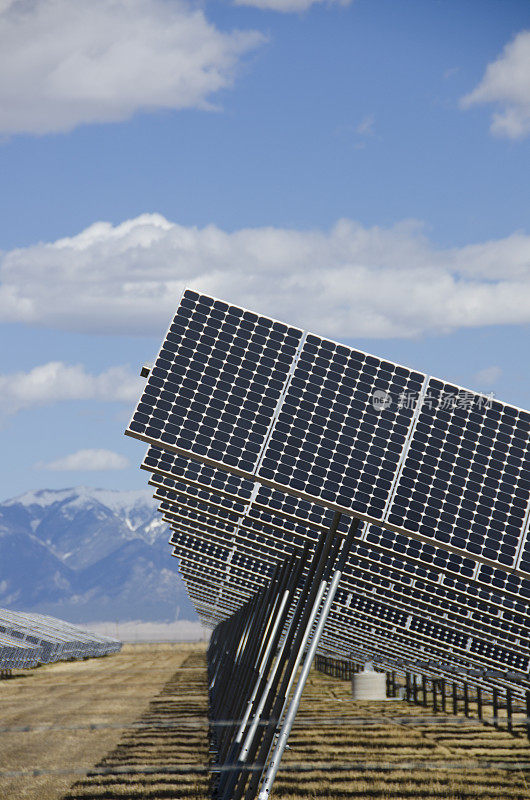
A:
[273,670,530,800]
[1,647,529,800]
[0,642,206,800]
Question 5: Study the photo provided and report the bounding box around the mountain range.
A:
[0,487,197,623]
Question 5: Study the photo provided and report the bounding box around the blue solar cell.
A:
[257,335,425,518]
[129,290,303,471]
[386,380,530,572]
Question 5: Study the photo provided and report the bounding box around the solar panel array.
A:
[127,290,530,579]
[125,289,530,713]
[0,609,122,671]
[154,483,530,681]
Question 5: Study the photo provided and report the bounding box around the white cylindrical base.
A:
[351,671,387,700]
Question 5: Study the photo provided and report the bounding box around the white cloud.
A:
[1,213,530,341]
[36,448,130,471]
[472,365,502,388]
[461,30,530,139]
[233,0,351,11]
[0,0,264,135]
[0,361,144,420]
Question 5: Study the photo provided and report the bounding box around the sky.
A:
[1,0,530,501]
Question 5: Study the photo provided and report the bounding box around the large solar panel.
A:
[0,609,121,668]
[126,290,530,578]
[125,287,530,793]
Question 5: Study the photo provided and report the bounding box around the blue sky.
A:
[1,0,529,500]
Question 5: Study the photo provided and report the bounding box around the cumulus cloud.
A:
[36,448,130,471]
[233,0,351,11]
[0,361,144,420]
[461,30,530,139]
[0,0,264,135]
[1,213,530,340]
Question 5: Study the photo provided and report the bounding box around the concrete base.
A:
[352,670,387,700]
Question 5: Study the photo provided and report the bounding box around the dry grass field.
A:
[0,643,207,800]
[1,644,529,800]
[275,670,530,800]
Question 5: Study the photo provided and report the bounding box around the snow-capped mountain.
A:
[0,487,197,623]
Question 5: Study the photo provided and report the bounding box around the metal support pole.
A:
[477,687,482,721]
[216,552,307,800]
[257,566,344,800]
[506,689,513,733]
[493,688,499,728]
[422,674,427,708]
[452,682,458,715]
[432,679,438,713]
[231,513,348,800]
[242,513,359,800]
[440,679,446,713]
[405,672,411,702]
[463,682,469,717]
[412,673,418,704]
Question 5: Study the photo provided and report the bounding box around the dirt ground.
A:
[1,645,529,800]
[0,643,207,800]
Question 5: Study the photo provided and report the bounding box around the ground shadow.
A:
[61,652,211,800]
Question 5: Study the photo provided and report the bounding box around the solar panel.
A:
[0,609,121,667]
[125,289,530,795]
[386,378,530,571]
[158,490,530,675]
[128,293,304,474]
[255,333,425,519]
[151,463,530,664]
[145,442,530,603]
[126,290,530,579]
[318,621,528,698]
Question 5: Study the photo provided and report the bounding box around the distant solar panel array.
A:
[0,609,122,671]
[126,290,530,800]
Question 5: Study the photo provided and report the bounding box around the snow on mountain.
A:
[0,487,197,623]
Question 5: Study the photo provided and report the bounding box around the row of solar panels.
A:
[125,291,530,698]
[0,609,122,670]
[127,290,530,579]
[146,452,530,677]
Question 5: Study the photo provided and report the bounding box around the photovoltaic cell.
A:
[257,334,425,519]
[387,379,530,570]
[128,292,303,473]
